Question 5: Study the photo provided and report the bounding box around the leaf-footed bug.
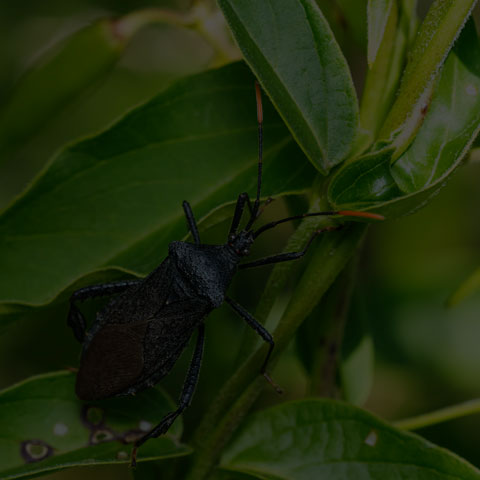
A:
[67,82,384,466]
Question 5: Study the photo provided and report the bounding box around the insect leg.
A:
[131,323,205,467]
[229,192,253,236]
[68,280,140,342]
[225,296,282,394]
[182,200,200,244]
[239,226,341,270]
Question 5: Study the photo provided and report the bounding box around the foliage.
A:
[1,1,480,479]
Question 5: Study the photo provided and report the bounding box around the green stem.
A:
[394,398,480,431]
[309,258,357,397]
[186,223,367,480]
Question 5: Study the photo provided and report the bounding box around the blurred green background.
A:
[1,1,480,478]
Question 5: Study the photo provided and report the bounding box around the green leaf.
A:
[328,20,480,218]
[379,0,477,154]
[0,62,316,310]
[392,19,480,193]
[0,20,126,154]
[328,147,402,210]
[340,289,374,406]
[447,266,480,307]
[360,0,418,147]
[210,470,261,480]
[367,0,395,66]
[218,0,359,173]
[340,334,374,405]
[0,371,190,479]
[220,400,480,479]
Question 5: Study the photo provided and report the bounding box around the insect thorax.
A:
[169,241,237,307]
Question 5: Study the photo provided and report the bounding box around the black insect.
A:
[67,83,383,465]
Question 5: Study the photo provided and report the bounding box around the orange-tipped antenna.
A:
[246,81,263,230]
[338,210,385,221]
[253,209,384,238]
[255,81,263,124]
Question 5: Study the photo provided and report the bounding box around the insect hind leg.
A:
[131,323,205,467]
[68,280,140,342]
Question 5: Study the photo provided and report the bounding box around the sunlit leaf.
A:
[220,400,480,479]
[0,371,190,479]
[218,0,359,173]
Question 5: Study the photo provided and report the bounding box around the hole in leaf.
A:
[90,428,115,444]
[20,439,54,463]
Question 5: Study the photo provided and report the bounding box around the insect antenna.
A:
[244,82,385,237]
[245,81,264,231]
[253,210,385,238]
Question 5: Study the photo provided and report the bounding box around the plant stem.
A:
[309,259,357,397]
[394,398,480,431]
[185,223,367,480]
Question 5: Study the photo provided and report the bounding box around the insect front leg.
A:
[229,192,253,236]
[239,226,341,270]
[182,200,201,244]
[131,323,205,467]
[68,280,140,342]
[225,296,282,394]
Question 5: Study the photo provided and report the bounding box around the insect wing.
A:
[76,320,149,400]
[140,298,211,384]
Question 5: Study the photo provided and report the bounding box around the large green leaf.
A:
[0,20,126,154]
[220,400,480,479]
[0,62,316,310]
[0,371,190,479]
[328,20,480,217]
[218,0,359,173]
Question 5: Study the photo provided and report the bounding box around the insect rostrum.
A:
[67,82,383,466]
